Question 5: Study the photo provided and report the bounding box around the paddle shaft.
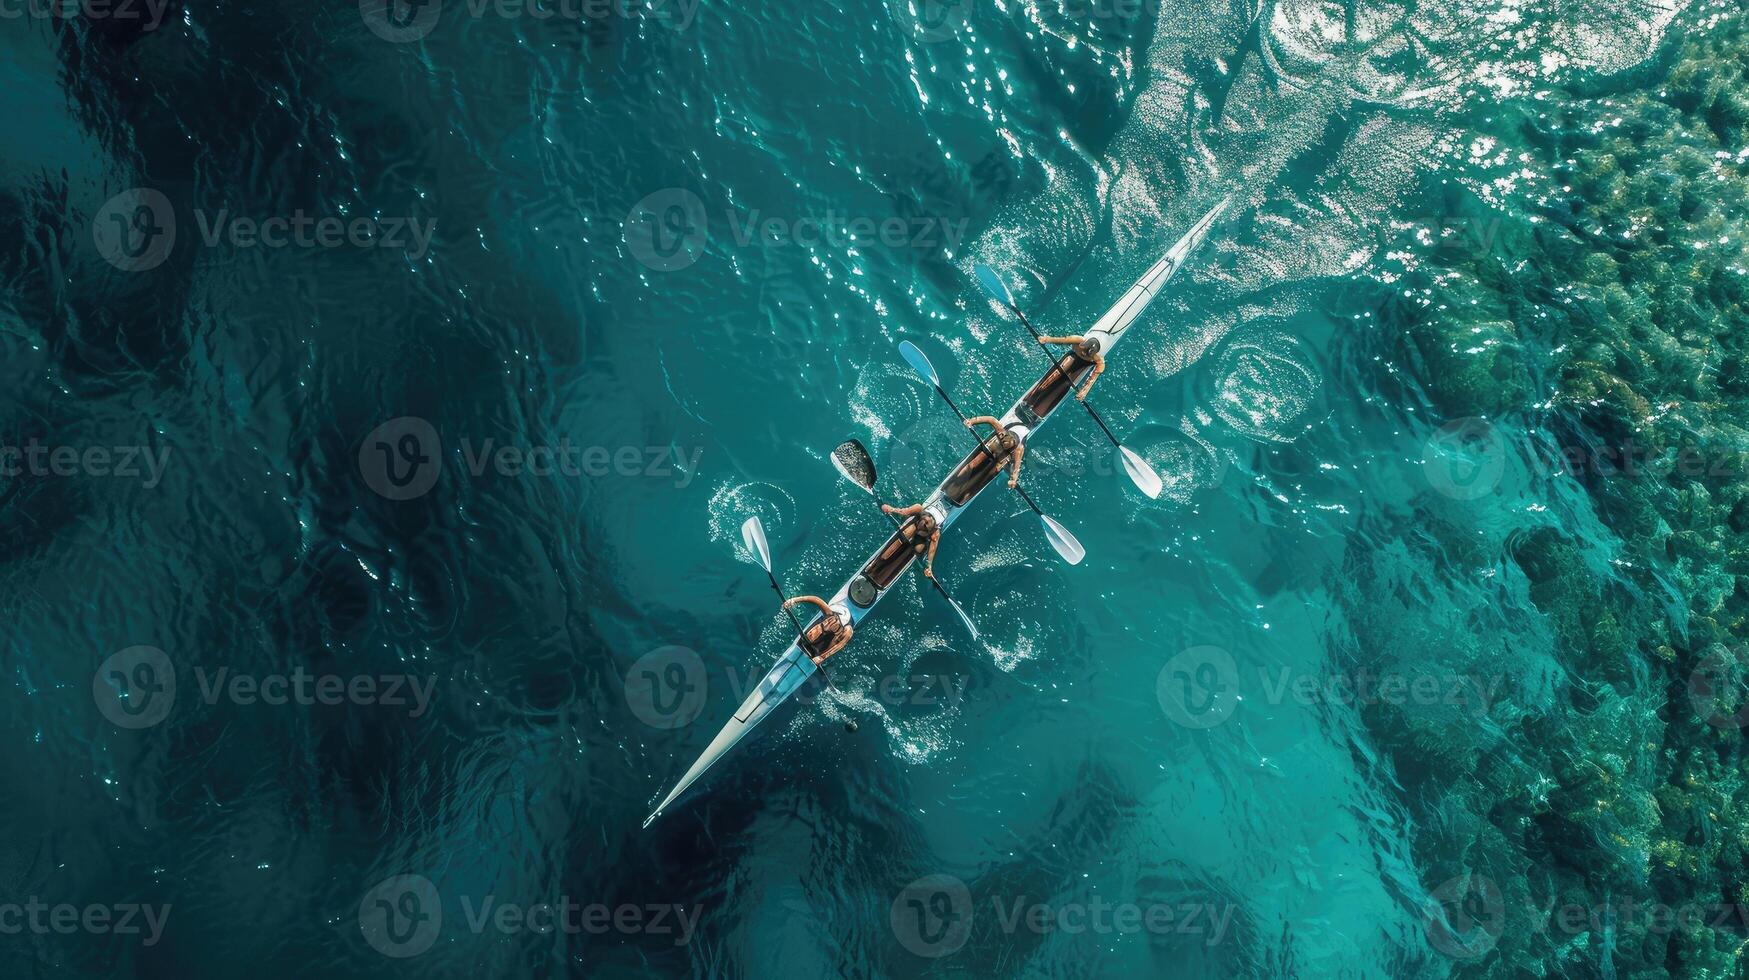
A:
[925,382,1049,518]
[1002,301,1126,451]
[765,573,809,641]
[867,490,969,609]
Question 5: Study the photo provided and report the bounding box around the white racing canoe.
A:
[643,199,1229,828]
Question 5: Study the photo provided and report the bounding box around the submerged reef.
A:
[1351,4,1749,976]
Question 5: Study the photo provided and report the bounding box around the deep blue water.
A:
[4,0,1747,977]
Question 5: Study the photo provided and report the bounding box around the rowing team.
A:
[781,334,1106,665]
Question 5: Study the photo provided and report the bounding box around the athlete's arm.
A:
[783,595,836,618]
[1077,355,1105,400]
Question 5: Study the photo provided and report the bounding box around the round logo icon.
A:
[1421,872,1503,960]
[359,417,442,501]
[894,0,971,42]
[890,873,973,958]
[1422,417,1506,501]
[360,0,441,43]
[624,188,708,273]
[93,646,176,730]
[1688,644,1749,730]
[624,646,708,730]
[359,874,442,958]
[1157,645,1239,729]
[93,188,175,272]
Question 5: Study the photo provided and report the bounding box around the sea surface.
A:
[3,0,1747,977]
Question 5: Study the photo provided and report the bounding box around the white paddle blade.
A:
[1039,514,1086,566]
[740,516,773,572]
[1119,446,1164,500]
[973,263,1015,310]
[943,591,980,642]
[897,340,940,388]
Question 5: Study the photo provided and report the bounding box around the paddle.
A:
[742,515,846,691]
[832,439,980,641]
[741,516,809,641]
[974,263,1164,499]
[896,341,1086,566]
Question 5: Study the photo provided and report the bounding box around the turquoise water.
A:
[3,0,1748,976]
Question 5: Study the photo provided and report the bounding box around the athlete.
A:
[1036,334,1106,400]
[878,504,942,578]
[963,416,1025,488]
[782,595,853,664]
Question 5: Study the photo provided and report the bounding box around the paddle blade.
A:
[936,585,980,642]
[1039,514,1086,566]
[831,439,878,494]
[897,340,940,388]
[973,263,1015,311]
[740,516,773,572]
[1119,446,1164,500]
